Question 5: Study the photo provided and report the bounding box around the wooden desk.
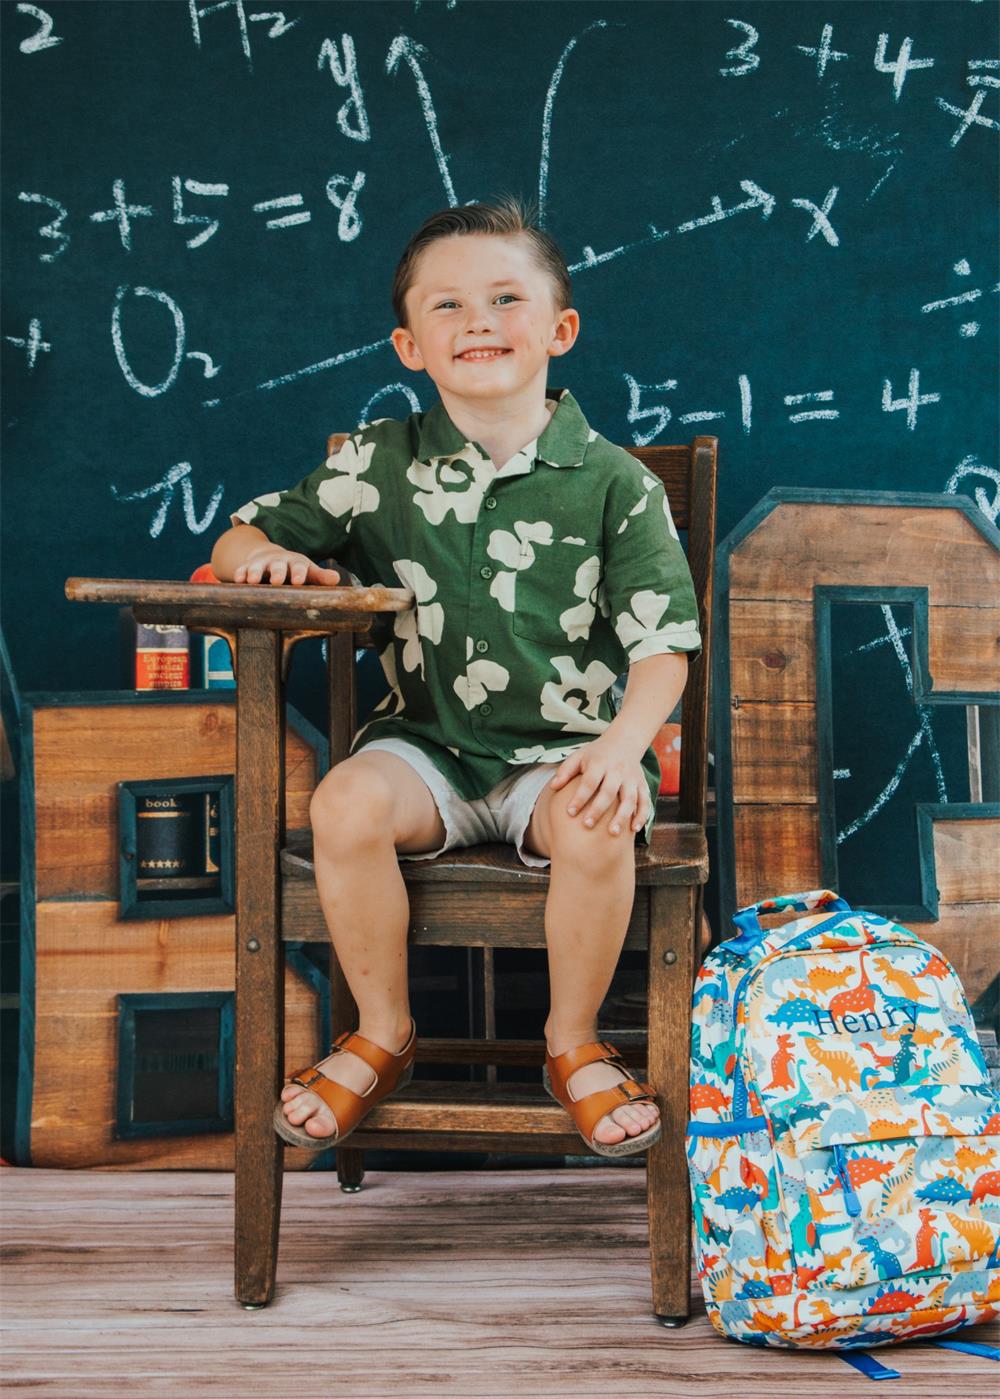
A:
[65,577,413,1301]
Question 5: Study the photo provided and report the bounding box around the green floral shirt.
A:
[230,386,701,846]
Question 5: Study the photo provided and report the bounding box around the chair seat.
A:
[281,819,708,887]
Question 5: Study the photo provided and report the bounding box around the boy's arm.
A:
[605,652,688,759]
[209,522,346,586]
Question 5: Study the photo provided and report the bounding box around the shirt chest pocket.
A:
[513,538,604,645]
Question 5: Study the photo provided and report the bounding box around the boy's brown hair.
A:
[391,194,573,330]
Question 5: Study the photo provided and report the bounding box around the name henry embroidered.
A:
[810,1002,918,1036]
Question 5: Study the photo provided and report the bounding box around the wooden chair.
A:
[67,433,716,1322]
[277,433,716,1321]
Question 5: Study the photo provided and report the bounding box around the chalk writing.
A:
[922,258,999,337]
[317,35,370,141]
[935,85,999,144]
[18,191,69,261]
[4,318,50,371]
[112,285,218,398]
[945,456,1000,528]
[882,369,941,430]
[358,383,422,426]
[790,186,840,245]
[720,18,760,78]
[325,171,365,241]
[172,177,229,249]
[254,193,311,230]
[796,22,849,81]
[386,34,460,204]
[538,20,612,226]
[188,0,298,73]
[785,391,838,423]
[89,180,154,253]
[16,3,62,54]
[111,461,224,538]
[874,34,935,99]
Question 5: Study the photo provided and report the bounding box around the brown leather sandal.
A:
[273,1018,417,1150]
[543,1039,662,1158]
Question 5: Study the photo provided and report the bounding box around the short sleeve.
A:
[228,431,373,564]
[602,467,702,664]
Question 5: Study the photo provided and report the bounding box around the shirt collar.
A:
[414,386,591,469]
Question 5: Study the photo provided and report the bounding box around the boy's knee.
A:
[309,759,395,841]
[546,775,630,862]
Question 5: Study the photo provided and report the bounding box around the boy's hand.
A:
[233,545,344,587]
[548,733,650,837]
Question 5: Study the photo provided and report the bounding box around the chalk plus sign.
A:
[4,318,51,371]
[796,23,848,81]
[89,179,154,252]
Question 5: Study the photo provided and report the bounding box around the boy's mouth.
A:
[455,348,512,361]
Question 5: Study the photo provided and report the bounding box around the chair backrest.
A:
[324,434,717,828]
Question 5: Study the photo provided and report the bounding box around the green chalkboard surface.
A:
[3,0,997,738]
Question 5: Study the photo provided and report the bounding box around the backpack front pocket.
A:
[782,1085,1000,1291]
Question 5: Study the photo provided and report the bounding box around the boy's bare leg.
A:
[279,751,447,1139]
[524,776,660,1146]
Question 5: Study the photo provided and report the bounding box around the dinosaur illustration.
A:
[706,1140,736,1194]
[866,1286,926,1316]
[802,1036,861,1091]
[944,1210,995,1260]
[823,1244,852,1271]
[917,953,950,980]
[841,1153,894,1191]
[944,1143,994,1174]
[767,1034,796,1090]
[914,1207,939,1270]
[689,1080,731,1115]
[859,1041,897,1069]
[970,1169,1000,1205]
[796,964,854,993]
[767,996,824,1029]
[828,949,875,1019]
[915,1175,971,1205]
[890,1029,917,1084]
[873,956,927,1003]
[929,1047,964,1085]
[868,1117,918,1140]
[858,1233,903,1280]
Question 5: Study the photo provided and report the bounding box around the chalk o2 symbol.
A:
[112,285,185,398]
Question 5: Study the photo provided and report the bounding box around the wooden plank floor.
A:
[2,1166,997,1397]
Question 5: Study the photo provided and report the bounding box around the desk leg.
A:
[646,884,696,1324]
[234,628,285,1307]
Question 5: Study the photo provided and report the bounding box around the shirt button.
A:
[475,639,489,653]
[484,496,498,510]
[479,565,493,579]
[478,702,493,716]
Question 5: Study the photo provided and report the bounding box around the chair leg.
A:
[234,627,285,1308]
[337,1146,365,1191]
[646,883,697,1324]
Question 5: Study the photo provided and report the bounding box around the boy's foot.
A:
[279,1019,414,1140]
[544,1035,661,1145]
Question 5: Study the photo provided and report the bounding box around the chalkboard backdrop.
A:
[3,1,997,889]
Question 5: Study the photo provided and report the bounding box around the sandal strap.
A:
[545,1039,628,1096]
[285,1018,416,1139]
[565,1080,658,1146]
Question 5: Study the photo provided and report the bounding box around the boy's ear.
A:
[548,308,580,357]
[390,325,423,370]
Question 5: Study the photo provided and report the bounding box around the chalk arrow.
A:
[676,180,776,234]
[249,11,299,39]
[386,35,457,205]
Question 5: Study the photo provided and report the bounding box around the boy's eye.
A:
[433,294,520,309]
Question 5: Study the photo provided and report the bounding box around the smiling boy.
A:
[211,196,702,1158]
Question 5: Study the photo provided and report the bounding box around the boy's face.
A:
[390,233,579,405]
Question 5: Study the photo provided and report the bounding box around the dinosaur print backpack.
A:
[686,889,1000,1350]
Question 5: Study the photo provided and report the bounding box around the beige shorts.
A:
[356,737,560,869]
